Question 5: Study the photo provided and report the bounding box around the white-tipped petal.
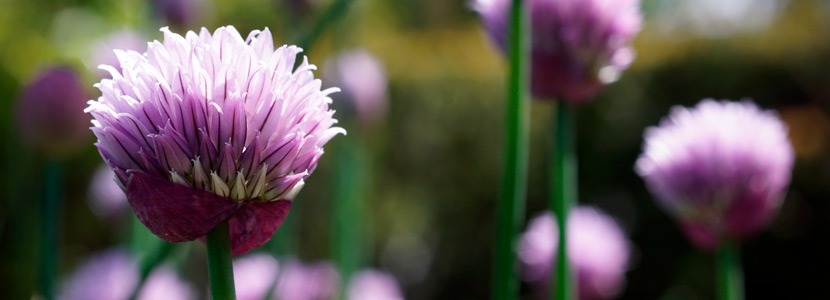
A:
[211,172,230,197]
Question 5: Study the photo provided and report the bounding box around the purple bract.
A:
[86,26,344,255]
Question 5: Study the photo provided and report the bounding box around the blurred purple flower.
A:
[136,266,196,300]
[60,249,194,300]
[153,0,202,28]
[283,0,320,17]
[273,259,340,300]
[90,30,146,78]
[476,0,642,103]
[233,254,280,300]
[519,207,630,300]
[16,66,90,156]
[86,26,344,255]
[324,49,388,124]
[88,164,129,219]
[636,99,794,250]
[346,269,404,300]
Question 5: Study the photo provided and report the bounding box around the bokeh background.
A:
[2,0,830,299]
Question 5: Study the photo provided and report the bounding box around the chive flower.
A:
[232,255,340,300]
[273,259,341,300]
[232,254,280,300]
[17,66,90,156]
[476,0,642,103]
[635,99,794,249]
[86,26,345,255]
[153,0,202,28]
[324,49,388,125]
[346,269,404,300]
[60,249,194,300]
[519,207,630,300]
[88,165,129,220]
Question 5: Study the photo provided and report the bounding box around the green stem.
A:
[128,242,175,300]
[332,132,367,284]
[206,220,236,300]
[492,0,529,299]
[38,159,63,300]
[550,103,576,300]
[716,241,744,300]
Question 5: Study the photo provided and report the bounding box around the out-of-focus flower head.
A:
[324,49,388,125]
[519,207,630,300]
[233,254,280,300]
[90,30,146,78]
[346,269,404,300]
[88,164,129,219]
[153,0,203,28]
[636,99,794,250]
[136,266,196,300]
[16,66,90,156]
[476,0,642,103]
[283,0,321,17]
[60,249,194,300]
[273,259,341,300]
[86,26,345,255]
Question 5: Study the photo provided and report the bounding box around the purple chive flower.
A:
[273,259,341,300]
[476,0,642,103]
[346,269,404,300]
[90,30,146,78]
[324,49,388,124]
[88,164,129,219]
[232,254,280,300]
[16,66,90,156]
[86,26,345,255]
[519,207,630,300]
[153,0,202,28]
[636,99,794,250]
[283,0,320,17]
[60,249,194,300]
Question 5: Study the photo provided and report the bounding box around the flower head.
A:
[86,26,344,255]
[60,249,194,300]
[232,254,280,300]
[346,269,404,300]
[17,66,90,156]
[324,49,388,124]
[153,0,203,28]
[636,99,794,249]
[273,259,341,300]
[476,0,642,103]
[519,207,630,300]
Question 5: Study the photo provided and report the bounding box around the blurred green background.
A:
[2,0,830,299]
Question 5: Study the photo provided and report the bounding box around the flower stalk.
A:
[716,240,744,300]
[38,159,63,300]
[298,0,352,52]
[206,220,236,300]
[550,103,576,300]
[493,0,529,298]
[332,135,368,284]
